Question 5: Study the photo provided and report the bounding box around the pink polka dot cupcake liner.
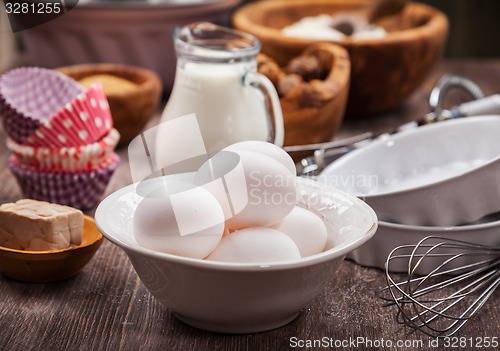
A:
[0,67,84,144]
[8,153,120,210]
[7,128,120,172]
[23,83,113,148]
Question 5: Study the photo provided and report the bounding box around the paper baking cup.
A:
[24,83,113,147]
[8,153,120,210]
[7,128,120,172]
[0,67,84,143]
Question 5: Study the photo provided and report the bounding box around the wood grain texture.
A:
[1,60,500,351]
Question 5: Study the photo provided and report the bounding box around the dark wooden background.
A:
[1,59,500,351]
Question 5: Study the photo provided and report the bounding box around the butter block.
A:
[0,199,84,251]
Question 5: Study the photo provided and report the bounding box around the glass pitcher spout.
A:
[174,22,261,63]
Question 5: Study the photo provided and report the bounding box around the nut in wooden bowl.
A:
[57,64,162,145]
[234,0,448,117]
[0,216,103,283]
[257,43,350,147]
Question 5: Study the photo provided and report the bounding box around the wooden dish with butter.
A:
[0,200,103,282]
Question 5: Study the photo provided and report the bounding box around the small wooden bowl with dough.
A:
[0,215,103,283]
[57,64,162,145]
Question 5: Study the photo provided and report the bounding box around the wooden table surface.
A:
[1,59,499,351]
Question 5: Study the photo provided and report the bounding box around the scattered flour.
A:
[282,14,387,40]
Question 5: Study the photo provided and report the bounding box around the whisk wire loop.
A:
[380,236,500,337]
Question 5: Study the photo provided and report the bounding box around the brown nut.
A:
[300,79,341,108]
[286,55,324,81]
[277,74,304,97]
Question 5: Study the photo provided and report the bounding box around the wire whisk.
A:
[379,236,500,337]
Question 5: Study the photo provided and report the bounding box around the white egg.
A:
[133,180,224,259]
[271,206,327,257]
[223,141,296,175]
[195,149,297,230]
[206,227,301,263]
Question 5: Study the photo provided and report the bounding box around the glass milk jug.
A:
[156,22,284,161]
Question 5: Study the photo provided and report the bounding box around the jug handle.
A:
[243,72,284,147]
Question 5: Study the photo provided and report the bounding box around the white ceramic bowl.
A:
[95,174,377,333]
[20,0,241,91]
[348,215,500,275]
[320,116,500,226]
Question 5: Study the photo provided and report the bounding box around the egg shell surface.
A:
[223,141,296,175]
[195,150,297,230]
[271,206,327,257]
[133,181,225,259]
[206,227,301,263]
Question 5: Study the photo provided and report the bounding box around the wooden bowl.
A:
[258,43,350,146]
[0,216,104,282]
[57,64,162,144]
[233,0,449,116]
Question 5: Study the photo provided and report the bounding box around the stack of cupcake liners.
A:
[0,67,120,209]
[7,128,120,170]
[0,67,84,143]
